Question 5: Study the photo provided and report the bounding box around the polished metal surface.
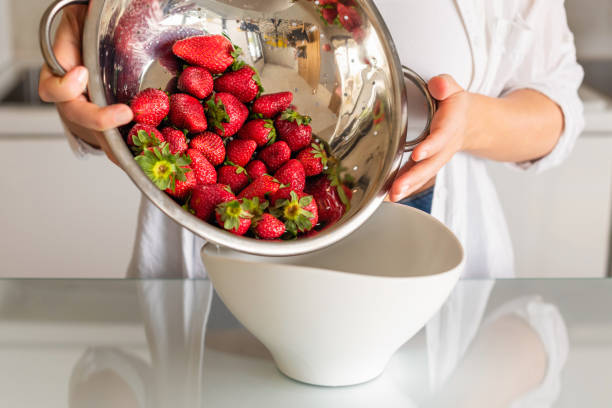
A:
[40,0,437,256]
[1,278,611,407]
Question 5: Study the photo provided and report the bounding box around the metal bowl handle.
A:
[40,0,90,77]
[402,65,437,152]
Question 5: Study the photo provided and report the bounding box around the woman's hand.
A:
[389,74,471,202]
[38,5,133,166]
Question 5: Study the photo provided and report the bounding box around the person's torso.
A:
[374,0,474,89]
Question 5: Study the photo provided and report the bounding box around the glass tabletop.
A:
[0,279,610,407]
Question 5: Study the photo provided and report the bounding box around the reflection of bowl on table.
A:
[201,202,464,386]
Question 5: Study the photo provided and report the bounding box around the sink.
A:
[581,60,612,100]
[0,67,51,106]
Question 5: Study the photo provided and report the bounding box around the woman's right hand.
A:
[38,5,133,166]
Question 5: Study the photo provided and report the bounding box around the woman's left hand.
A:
[389,74,472,202]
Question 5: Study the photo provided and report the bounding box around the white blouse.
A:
[68,0,584,280]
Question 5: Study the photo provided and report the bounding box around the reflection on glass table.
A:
[0,279,610,407]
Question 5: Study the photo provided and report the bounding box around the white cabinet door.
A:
[487,136,612,278]
[0,137,140,278]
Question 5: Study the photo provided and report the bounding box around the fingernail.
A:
[114,106,133,124]
[417,150,427,161]
[76,67,88,83]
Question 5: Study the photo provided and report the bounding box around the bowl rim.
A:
[201,203,465,280]
[83,0,409,257]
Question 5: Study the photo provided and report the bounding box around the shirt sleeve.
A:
[501,0,585,173]
[63,121,105,158]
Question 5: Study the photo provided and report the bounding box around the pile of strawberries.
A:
[311,0,364,42]
[125,34,351,240]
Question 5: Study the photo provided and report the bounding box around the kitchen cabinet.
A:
[487,135,612,278]
[0,135,140,278]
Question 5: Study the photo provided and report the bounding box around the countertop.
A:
[0,279,610,407]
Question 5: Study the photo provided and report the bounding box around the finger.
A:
[58,98,133,131]
[389,154,448,201]
[39,65,88,102]
[411,127,453,162]
[428,74,464,101]
[94,133,122,168]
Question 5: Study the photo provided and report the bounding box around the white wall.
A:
[566,0,612,60]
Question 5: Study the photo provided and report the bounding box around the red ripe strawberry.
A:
[217,164,249,193]
[237,175,280,200]
[169,93,207,133]
[172,35,241,74]
[237,119,276,147]
[246,160,268,180]
[206,92,248,137]
[127,124,164,153]
[258,141,291,172]
[226,139,257,167]
[274,159,306,198]
[166,167,196,199]
[271,191,318,235]
[189,132,225,166]
[130,88,170,126]
[296,142,328,176]
[321,7,338,25]
[305,174,350,225]
[187,148,217,185]
[161,127,188,155]
[190,184,235,221]
[275,110,313,152]
[134,142,191,193]
[251,92,293,119]
[214,65,263,103]
[178,66,213,99]
[215,200,252,236]
[253,213,285,240]
[337,3,362,32]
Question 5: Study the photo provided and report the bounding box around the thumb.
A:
[428,74,464,101]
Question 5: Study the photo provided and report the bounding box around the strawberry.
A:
[225,139,257,167]
[166,166,196,199]
[161,127,188,155]
[172,34,241,74]
[134,142,191,193]
[206,92,248,137]
[272,159,306,202]
[337,3,362,32]
[296,142,327,176]
[246,160,268,180]
[215,200,252,236]
[190,184,235,221]
[237,175,280,200]
[187,148,217,185]
[217,164,249,193]
[258,141,291,172]
[251,92,293,118]
[177,66,213,99]
[271,191,318,235]
[305,173,350,225]
[127,124,164,153]
[189,131,225,166]
[321,7,338,25]
[169,93,207,133]
[253,213,285,240]
[275,110,313,152]
[241,196,269,219]
[237,119,276,147]
[130,88,170,126]
[214,64,263,103]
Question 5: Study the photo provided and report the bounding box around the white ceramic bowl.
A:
[201,203,464,386]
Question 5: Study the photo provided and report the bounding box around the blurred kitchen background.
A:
[0,0,610,278]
